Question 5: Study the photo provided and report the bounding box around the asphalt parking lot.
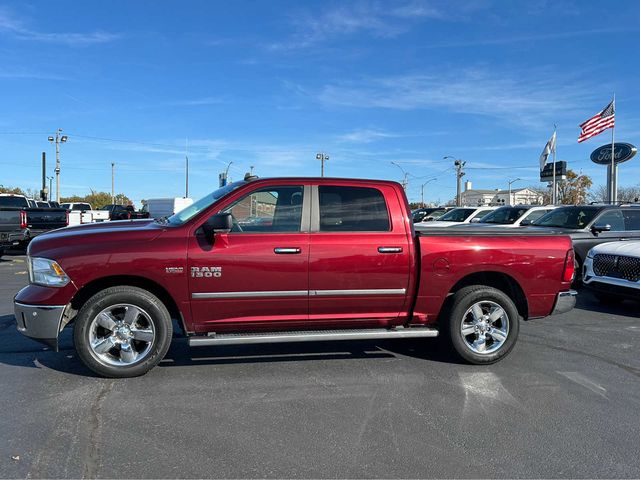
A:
[1,253,639,479]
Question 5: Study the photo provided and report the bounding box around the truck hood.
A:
[28,219,164,257]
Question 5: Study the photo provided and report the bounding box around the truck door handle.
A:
[274,247,301,254]
[378,246,403,253]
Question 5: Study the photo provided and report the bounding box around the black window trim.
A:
[310,184,392,233]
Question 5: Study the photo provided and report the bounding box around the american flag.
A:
[578,100,615,143]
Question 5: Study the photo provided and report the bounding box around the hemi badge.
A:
[165,267,184,274]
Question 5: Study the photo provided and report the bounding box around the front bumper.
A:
[14,302,66,351]
[550,290,578,315]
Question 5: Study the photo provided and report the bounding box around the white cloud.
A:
[0,7,121,45]
[337,129,404,143]
[270,1,444,50]
[316,69,598,128]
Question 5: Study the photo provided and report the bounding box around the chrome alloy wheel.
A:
[460,300,509,355]
[88,304,156,366]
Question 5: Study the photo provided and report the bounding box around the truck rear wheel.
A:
[74,286,173,378]
[444,285,519,364]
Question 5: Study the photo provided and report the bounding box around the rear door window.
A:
[318,186,390,232]
[623,209,640,231]
[595,210,625,231]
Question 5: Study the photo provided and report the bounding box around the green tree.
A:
[60,191,133,209]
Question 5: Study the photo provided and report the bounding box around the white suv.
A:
[583,240,640,303]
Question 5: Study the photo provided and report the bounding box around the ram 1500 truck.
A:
[14,177,577,378]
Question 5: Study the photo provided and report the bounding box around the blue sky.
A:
[1,0,639,206]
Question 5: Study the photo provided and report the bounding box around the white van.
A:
[144,197,194,219]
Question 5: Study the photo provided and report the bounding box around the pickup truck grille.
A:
[593,254,640,282]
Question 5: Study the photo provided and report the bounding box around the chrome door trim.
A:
[192,288,407,299]
[192,290,308,299]
[378,246,403,253]
[310,288,406,296]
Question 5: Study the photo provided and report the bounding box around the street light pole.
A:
[111,162,115,204]
[316,153,329,177]
[47,176,53,202]
[48,129,68,203]
[421,178,436,207]
[507,178,521,206]
[390,161,409,191]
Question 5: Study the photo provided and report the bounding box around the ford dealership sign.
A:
[590,143,637,165]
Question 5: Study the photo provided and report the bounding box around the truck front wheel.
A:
[444,285,519,364]
[74,286,173,378]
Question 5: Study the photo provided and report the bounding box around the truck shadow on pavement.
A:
[0,313,464,376]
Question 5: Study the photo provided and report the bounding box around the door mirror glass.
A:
[520,218,532,226]
[469,217,481,223]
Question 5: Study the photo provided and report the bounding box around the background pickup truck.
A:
[14,177,576,378]
[101,204,150,220]
[0,194,68,247]
[61,202,110,225]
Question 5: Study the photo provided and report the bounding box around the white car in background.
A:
[416,206,497,228]
[474,205,557,228]
[583,240,640,303]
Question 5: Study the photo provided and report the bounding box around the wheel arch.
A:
[448,271,528,320]
[69,275,187,334]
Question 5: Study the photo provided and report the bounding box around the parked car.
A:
[529,205,640,275]
[473,205,557,228]
[412,207,449,223]
[583,240,640,303]
[416,206,497,227]
[35,201,51,208]
[0,194,68,247]
[144,197,193,219]
[15,177,576,378]
[61,202,110,225]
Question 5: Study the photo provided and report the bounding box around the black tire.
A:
[74,286,173,378]
[443,285,519,365]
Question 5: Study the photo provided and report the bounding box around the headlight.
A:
[28,257,70,287]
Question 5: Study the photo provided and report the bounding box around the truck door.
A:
[188,184,310,331]
[308,184,412,326]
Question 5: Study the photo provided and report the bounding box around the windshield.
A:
[480,207,530,224]
[532,206,600,229]
[437,208,476,222]
[166,181,247,225]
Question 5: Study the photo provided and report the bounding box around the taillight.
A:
[65,211,70,226]
[562,249,575,283]
[127,212,131,220]
[20,211,27,229]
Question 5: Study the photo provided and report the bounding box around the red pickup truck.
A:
[14,177,576,377]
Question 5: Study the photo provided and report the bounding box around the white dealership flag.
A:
[539,130,556,171]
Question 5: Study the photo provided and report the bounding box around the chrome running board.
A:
[188,327,438,347]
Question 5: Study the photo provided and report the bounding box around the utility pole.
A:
[391,161,409,191]
[111,162,115,204]
[445,156,466,206]
[48,129,67,203]
[250,165,254,176]
[316,153,329,177]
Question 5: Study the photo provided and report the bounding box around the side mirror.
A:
[470,218,481,223]
[202,213,233,240]
[591,224,611,234]
[520,219,532,226]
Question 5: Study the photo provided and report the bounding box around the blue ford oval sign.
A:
[590,143,637,165]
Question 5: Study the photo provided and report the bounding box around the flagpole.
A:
[610,93,616,203]
[552,124,557,204]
